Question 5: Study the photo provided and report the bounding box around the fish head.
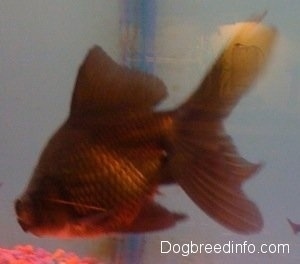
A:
[15,122,83,234]
[14,176,72,237]
[14,131,108,237]
[14,139,78,237]
[14,185,100,237]
[15,192,103,237]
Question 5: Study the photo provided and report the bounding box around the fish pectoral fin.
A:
[74,211,108,229]
[70,46,168,117]
[120,200,187,233]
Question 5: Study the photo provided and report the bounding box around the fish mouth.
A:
[17,217,30,232]
[15,198,34,233]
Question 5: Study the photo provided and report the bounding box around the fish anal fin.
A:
[119,200,187,233]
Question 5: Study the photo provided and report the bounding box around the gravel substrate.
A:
[0,245,100,264]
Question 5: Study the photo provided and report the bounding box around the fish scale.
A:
[64,147,151,214]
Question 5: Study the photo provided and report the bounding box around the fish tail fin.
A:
[169,110,263,233]
[166,20,276,234]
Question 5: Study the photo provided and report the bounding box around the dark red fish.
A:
[287,218,300,234]
[15,20,276,237]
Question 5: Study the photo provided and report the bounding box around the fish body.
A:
[15,19,276,237]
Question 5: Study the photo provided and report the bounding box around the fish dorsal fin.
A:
[70,46,167,117]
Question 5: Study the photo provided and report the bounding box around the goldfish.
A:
[15,19,276,237]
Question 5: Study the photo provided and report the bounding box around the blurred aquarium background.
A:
[1,0,300,263]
